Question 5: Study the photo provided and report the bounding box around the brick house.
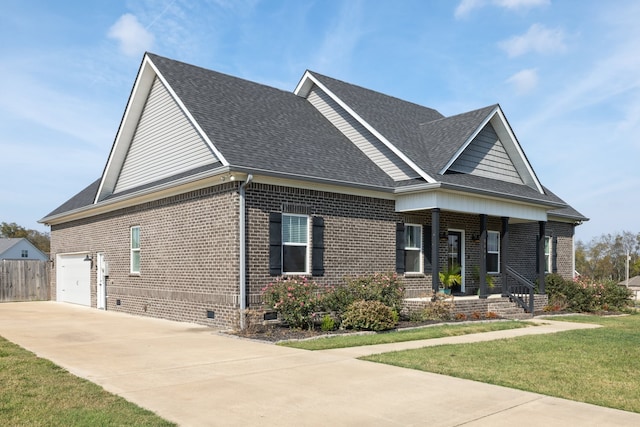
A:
[40,53,587,328]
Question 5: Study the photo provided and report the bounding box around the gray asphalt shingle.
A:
[43,54,586,222]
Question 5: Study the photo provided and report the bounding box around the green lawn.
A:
[0,336,175,427]
[363,314,640,413]
[279,320,532,350]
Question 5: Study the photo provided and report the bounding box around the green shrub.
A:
[322,272,404,314]
[320,314,336,332]
[545,274,633,313]
[341,300,398,331]
[261,276,320,329]
[419,294,454,321]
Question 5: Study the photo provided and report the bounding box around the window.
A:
[404,224,422,273]
[130,226,140,274]
[21,250,28,258]
[282,214,308,274]
[544,236,552,273]
[487,231,500,273]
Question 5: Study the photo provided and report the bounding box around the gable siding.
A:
[306,85,419,182]
[114,77,218,194]
[449,124,523,184]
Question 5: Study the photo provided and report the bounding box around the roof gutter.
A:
[40,165,235,225]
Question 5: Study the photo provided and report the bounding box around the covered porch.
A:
[396,187,561,313]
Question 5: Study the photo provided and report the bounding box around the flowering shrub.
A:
[411,293,454,321]
[340,300,398,331]
[545,274,633,313]
[322,272,404,314]
[261,276,320,329]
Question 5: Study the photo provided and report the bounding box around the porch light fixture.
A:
[84,254,93,269]
[439,231,448,240]
[472,233,480,243]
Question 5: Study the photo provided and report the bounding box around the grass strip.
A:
[0,336,175,426]
[362,314,640,413]
[279,320,531,350]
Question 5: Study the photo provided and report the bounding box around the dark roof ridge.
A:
[418,103,499,127]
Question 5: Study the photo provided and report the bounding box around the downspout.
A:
[239,174,253,330]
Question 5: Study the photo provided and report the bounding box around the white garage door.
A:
[57,254,91,306]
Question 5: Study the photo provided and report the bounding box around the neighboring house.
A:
[40,53,587,328]
[0,238,48,261]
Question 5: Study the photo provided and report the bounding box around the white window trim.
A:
[545,236,552,273]
[487,230,500,274]
[404,223,423,274]
[281,213,310,275]
[130,226,141,275]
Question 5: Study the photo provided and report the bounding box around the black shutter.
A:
[269,212,282,275]
[535,235,539,274]
[396,223,405,274]
[423,225,432,272]
[552,235,558,273]
[312,216,324,276]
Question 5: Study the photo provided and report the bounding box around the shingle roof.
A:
[0,238,22,254]
[148,54,396,189]
[44,178,101,219]
[418,105,498,173]
[42,53,587,223]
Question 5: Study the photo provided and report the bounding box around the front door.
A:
[447,230,465,293]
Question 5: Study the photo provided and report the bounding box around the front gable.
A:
[447,123,523,185]
[114,76,219,193]
[440,106,544,193]
[95,54,228,203]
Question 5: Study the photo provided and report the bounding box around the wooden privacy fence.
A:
[0,260,50,302]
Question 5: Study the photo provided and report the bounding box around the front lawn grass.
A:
[0,336,175,426]
[279,320,532,350]
[362,314,640,413]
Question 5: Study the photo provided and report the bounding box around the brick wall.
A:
[50,179,575,330]
[50,182,240,328]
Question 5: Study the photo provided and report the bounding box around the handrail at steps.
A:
[505,266,535,313]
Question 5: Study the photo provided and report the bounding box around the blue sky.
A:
[1,0,639,243]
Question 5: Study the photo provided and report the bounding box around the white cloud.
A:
[455,0,548,18]
[310,1,365,74]
[506,68,538,94]
[454,0,485,19]
[108,14,154,57]
[494,0,549,10]
[499,23,566,57]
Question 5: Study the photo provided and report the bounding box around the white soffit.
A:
[395,190,548,222]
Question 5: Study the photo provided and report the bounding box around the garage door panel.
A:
[58,254,91,306]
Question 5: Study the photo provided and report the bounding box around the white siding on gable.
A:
[114,77,218,194]
[306,85,419,182]
[448,124,523,185]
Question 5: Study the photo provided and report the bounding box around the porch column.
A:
[479,214,488,299]
[538,221,546,294]
[431,208,440,294]
[501,217,509,297]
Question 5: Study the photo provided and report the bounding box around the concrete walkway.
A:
[0,302,638,427]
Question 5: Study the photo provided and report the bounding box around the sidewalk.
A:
[319,317,601,358]
[1,302,638,427]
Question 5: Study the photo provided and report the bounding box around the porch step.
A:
[487,299,532,320]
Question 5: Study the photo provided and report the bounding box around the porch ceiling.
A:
[395,189,549,221]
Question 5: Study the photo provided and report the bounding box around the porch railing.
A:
[505,266,535,313]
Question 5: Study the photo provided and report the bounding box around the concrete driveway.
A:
[1,302,638,427]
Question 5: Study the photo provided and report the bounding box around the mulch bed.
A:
[228,319,463,343]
